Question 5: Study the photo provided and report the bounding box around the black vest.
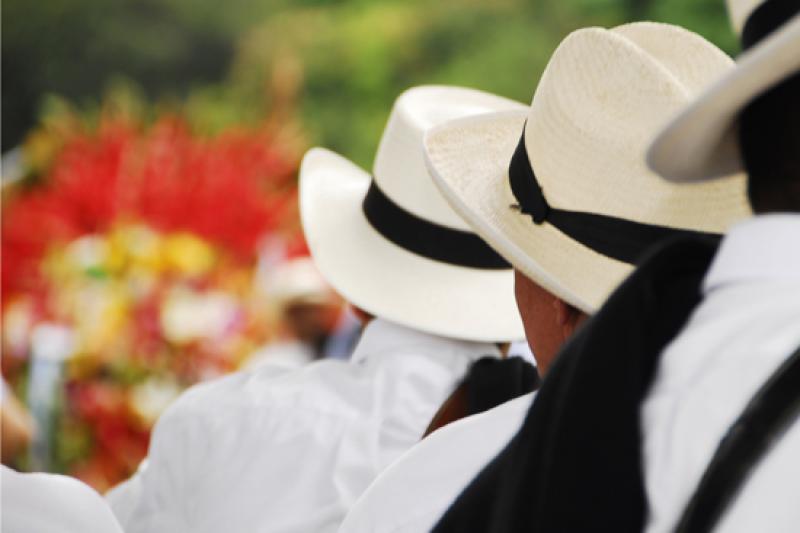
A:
[433,236,720,533]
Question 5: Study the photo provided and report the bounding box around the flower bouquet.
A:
[2,111,303,491]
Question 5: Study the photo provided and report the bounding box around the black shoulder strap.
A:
[423,357,539,437]
[433,236,720,533]
[676,343,800,533]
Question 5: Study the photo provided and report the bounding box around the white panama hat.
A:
[425,23,752,314]
[648,0,800,181]
[300,86,527,342]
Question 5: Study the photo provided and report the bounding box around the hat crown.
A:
[373,86,525,230]
[524,22,745,234]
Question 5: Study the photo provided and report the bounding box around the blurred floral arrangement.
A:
[2,107,304,491]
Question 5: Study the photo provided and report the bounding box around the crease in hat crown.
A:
[373,85,526,230]
[424,22,751,315]
[522,22,740,230]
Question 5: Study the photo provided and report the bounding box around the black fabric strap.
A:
[741,0,800,50]
[676,343,800,533]
[465,357,540,416]
[424,357,540,437]
[432,236,720,533]
[362,181,510,270]
[508,130,722,264]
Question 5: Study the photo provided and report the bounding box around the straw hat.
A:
[648,0,800,181]
[424,23,752,313]
[300,86,527,342]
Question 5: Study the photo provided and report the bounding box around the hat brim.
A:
[424,111,633,314]
[648,14,800,182]
[299,147,524,342]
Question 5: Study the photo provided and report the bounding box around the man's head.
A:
[299,86,529,343]
[425,23,750,365]
[514,270,587,375]
[739,71,800,213]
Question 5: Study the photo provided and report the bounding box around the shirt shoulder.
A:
[340,393,534,533]
[2,466,124,533]
[643,280,800,533]
[161,358,368,424]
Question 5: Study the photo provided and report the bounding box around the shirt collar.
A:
[350,318,501,366]
[703,213,800,294]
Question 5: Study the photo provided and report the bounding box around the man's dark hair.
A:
[738,71,800,213]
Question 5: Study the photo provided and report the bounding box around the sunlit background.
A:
[2,0,733,492]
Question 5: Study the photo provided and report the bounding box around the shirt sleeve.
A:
[106,461,146,525]
[3,466,125,533]
[111,397,204,533]
[109,369,367,533]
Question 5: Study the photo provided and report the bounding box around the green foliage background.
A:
[3,0,737,167]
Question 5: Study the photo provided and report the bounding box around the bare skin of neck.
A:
[514,270,588,376]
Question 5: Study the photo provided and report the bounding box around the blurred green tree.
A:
[3,0,737,162]
[225,0,736,167]
[2,0,260,151]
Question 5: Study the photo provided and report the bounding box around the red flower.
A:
[2,116,299,305]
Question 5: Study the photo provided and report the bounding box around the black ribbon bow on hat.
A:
[508,127,722,265]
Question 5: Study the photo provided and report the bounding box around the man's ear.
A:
[552,298,581,338]
[552,297,571,327]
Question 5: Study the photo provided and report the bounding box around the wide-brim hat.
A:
[300,86,527,342]
[425,23,752,314]
[648,0,800,181]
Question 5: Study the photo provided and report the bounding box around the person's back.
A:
[642,228,800,531]
[339,392,535,533]
[2,466,124,533]
[115,319,500,532]
[107,86,527,532]
[342,21,753,533]
[644,1,800,530]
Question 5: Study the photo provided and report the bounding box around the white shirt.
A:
[643,214,800,533]
[339,392,534,533]
[109,318,499,533]
[243,340,317,371]
[1,466,123,533]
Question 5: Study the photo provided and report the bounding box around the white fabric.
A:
[1,466,123,533]
[109,318,499,533]
[339,393,534,533]
[104,460,148,527]
[643,214,800,533]
[508,341,537,367]
[243,340,317,371]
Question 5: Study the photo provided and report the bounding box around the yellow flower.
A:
[2,297,36,356]
[72,281,130,357]
[162,233,216,277]
[110,224,164,273]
